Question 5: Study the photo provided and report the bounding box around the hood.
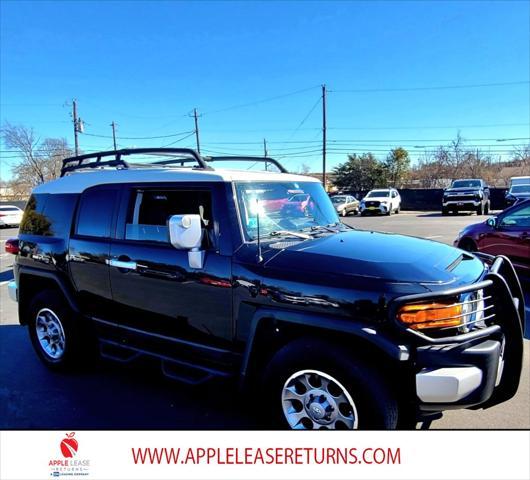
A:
[362,196,390,202]
[265,230,485,286]
[509,192,530,199]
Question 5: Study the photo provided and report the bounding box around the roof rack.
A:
[204,156,288,173]
[60,148,212,177]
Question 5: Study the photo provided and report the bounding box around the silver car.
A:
[331,195,360,217]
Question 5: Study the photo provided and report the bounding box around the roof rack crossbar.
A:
[205,156,288,173]
[60,148,211,177]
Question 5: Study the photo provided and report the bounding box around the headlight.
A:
[380,201,388,205]
[397,290,486,332]
[397,301,463,330]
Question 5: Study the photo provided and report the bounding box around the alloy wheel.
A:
[281,369,358,429]
[35,308,66,360]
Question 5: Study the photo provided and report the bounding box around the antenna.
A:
[256,198,263,263]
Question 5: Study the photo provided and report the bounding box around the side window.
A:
[500,205,530,228]
[391,191,397,198]
[20,193,78,236]
[76,188,118,238]
[125,189,214,246]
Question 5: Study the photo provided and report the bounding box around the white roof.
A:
[33,168,320,194]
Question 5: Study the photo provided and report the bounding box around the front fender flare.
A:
[240,307,408,380]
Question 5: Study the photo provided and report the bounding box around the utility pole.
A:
[110,121,117,150]
[321,84,327,190]
[72,99,80,156]
[193,108,201,154]
[263,138,268,170]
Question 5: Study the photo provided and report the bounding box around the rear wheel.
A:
[28,290,93,370]
[484,201,490,215]
[476,203,484,215]
[262,339,399,429]
[442,207,449,215]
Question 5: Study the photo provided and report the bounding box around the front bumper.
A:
[390,255,524,412]
[360,204,389,214]
[443,199,481,210]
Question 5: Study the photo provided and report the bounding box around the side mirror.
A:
[486,216,497,228]
[168,214,205,269]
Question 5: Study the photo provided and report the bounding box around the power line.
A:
[201,85,321,116]
[80,129,195,140]
[328,123,530,130]
[161,131,197,147]
[331,80,530,93]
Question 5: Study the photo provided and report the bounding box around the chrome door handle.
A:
[107,259,137,270]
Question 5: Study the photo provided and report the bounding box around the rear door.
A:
[68,185,119,318]
[108,183,233,352]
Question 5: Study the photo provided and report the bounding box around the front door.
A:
[108,184,233,352]
[481,203,530,271]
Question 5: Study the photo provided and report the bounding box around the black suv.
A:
[7,149,525,430]
[442,179,491,215]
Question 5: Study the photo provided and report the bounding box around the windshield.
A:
[235,181,339,240]
[452,180,481,188]
[511,185,530,194]
[366,190,390,198]
[331,196,347,203]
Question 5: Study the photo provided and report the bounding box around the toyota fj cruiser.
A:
[7,148,525,429]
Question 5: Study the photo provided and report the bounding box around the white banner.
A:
[1,430,529,480]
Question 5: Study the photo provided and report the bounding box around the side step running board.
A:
[99,339,233,386]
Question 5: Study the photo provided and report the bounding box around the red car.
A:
[454,199,530,275]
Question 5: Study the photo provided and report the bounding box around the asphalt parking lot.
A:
[0,213,529,429]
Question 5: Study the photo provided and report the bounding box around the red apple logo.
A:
[60,432,78,458]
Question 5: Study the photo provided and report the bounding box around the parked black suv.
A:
[7,149,525,430]
[442,179,491,215]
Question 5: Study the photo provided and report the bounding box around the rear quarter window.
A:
[20,193,78,237]
[75,188,118,238]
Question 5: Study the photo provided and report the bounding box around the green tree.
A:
[384,147,410,187]
[333,153,387,191]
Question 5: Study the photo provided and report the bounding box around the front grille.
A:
[445,194,477,202]
[365,201,380,207]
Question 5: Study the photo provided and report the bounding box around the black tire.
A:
[476,203,484,215]
[262,338,399,429]
[484,201,490,215]
[360,211,366,217]
[442,208,448,215]
[458,238,477,252]
[395,204,401,214]
[28,289,92,371]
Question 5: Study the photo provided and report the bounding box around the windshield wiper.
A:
[269,230,312,240]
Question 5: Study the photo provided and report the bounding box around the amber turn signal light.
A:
[397,302,463,330]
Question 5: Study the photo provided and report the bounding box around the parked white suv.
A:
[360,188,401,216]
[0,205,23,227]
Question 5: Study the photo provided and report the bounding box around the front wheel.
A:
[262,339,399,429]
[476,203,484,215]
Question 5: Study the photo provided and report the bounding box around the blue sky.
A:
[1,0,529,179]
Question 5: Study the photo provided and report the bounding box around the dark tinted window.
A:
[20,193,77,236]
[76,189,117,238]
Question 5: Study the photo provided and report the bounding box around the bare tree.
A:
[1,123,74,191]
